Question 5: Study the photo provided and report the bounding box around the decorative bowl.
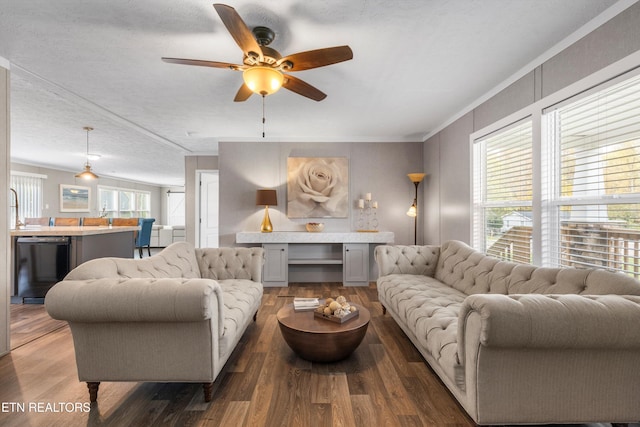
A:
[306,222,325,232]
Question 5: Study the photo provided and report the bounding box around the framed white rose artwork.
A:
[287,157,349,218]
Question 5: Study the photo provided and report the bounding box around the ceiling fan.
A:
[162,3,353,102]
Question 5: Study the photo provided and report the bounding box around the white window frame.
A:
[471,50,640,274]
[472,118,533,264]
[97,185,151,218]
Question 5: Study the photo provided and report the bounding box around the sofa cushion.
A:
[217,278,263,358]
[378,273,466,387]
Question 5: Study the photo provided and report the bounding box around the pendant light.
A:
[75,126,99,180]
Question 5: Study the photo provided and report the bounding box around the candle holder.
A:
[356,196,379,232]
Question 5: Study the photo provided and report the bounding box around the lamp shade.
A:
[243,66,284,96]
[256,189,277,206]
[408,173,426,183]
[76,126,99,179]
[75,164,99,180]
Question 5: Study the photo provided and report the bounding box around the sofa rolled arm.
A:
[45,277,224,327]
[374,245,440,277]
[458,293,640,363]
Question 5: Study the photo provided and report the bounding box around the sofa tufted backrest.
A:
[65,241,201,280]
[435,240,519,295]
[506,264,640,295]
[195,247,264,282]
[435,240,640,296]
[374,245,440,277]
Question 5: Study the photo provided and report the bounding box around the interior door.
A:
[198,172,219,248]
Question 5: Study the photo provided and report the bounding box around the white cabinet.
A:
[262,243,288,286]
[150,226,160,247]
[343,243,369,286]
[159,229,173,247]
[237,232,394,288]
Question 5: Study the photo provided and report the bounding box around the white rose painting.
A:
[287,157,349,218]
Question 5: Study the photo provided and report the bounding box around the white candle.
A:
[372,201,378,209]
[365,193,372,201]
[358,199,364,209]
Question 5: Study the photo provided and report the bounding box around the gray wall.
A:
[10,162,163,221]
[217,141,423,248]
[424,2,640,245]
[1,65,9,356]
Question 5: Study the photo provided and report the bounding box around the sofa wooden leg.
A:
[381,305,386,315]
[203,382,213,402]
[253,310,258,321]
[87,382,100,403]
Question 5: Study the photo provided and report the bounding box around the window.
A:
[473,120,533,263]
[473,69,640,277]
[544,73,640,275]
[98,185,150,218]
[10,172,46,227]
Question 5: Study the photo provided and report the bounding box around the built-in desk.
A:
[236,231,394,287]
[10,226,139,303]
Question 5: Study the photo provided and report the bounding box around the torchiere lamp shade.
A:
[256,189,277,232]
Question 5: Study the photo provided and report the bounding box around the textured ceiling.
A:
[0,0,624,186]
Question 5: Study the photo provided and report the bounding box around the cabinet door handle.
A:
[345,249,349,252]
[281,248,285,251]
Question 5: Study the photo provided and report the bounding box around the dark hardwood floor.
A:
[2,283,637,427]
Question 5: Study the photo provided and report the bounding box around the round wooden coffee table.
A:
[276,302,370,362]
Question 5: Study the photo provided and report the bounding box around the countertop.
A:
[10,225,140,237]
[236,231,395,244]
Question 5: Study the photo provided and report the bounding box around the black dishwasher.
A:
[14,236,71,304]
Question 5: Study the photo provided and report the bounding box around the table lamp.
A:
[256,189,277,232]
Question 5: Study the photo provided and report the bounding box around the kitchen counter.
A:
[236,231,395,244]
[10,225,140,236]
[11,225,139,303]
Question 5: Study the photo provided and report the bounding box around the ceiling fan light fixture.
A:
[243,66,284,96]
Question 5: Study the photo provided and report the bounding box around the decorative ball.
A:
[329,301,341,312]
[323,307,332,316]
[336,296,347,304]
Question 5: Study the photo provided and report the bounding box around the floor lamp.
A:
[406,173,426,245]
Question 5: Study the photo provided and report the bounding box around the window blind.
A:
[546,73,640,275]
[10,173,45,226]
[473,120,533,264]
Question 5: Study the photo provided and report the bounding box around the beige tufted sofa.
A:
[45,242,264,403]
[375,240,640,426]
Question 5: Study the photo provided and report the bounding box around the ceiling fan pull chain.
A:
[262,94,266,138]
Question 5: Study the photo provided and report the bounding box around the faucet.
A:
[9,188,24,229]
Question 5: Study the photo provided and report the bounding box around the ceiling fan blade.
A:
[162,57,244,70]
[278,46,353,71]
[234,83,253,102]
[213,4,263,61]
[282,74,327,101]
